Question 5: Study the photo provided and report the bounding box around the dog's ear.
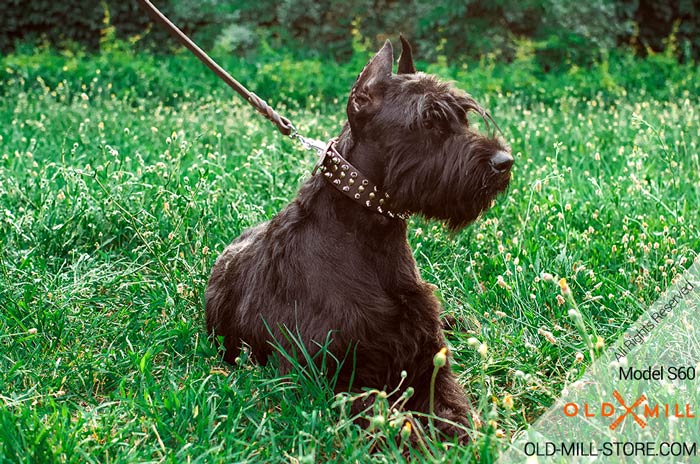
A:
[348,40,393,130]
[397,34,416,74]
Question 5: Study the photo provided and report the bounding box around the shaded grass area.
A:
[1,46,699,462]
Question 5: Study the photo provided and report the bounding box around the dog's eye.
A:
[422,112,446,132]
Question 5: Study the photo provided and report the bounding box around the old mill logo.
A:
[563,391,694,429]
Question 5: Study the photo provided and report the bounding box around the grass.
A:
[0,42,699,462]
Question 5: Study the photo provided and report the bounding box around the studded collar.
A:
[312,138,410,220]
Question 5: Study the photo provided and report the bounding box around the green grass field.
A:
[1,45,699,462]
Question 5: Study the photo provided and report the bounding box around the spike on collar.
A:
[313,138,410,220]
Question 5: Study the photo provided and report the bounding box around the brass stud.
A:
[333,157,340,164]
[358,186,365,193]
[368,192,375,200]
[379,199,385,205]
[348,179,355,185]
[340,172,346,178]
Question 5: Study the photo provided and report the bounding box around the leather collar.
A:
[313,139,409,220]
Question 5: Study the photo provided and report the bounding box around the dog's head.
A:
[346,37,512,230]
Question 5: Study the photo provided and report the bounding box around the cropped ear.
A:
[397,34,416,74]
[347,40,393,131]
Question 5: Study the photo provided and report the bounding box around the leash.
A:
[135,0,326,154]
[136,0,409,220]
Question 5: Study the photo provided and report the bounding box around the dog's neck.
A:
[316,141,407,223]
[335,126,384,183]
[295,132,406,237]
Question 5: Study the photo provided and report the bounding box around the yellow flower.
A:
[400,421,412,440]
[558,277,571,295]
[433,347,448,368]
[503,393,514,410]
[595,336,605,350]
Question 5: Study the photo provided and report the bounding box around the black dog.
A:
[206,37,512,443]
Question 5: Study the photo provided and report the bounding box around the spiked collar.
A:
[312,138,410,220]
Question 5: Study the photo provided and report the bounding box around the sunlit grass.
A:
[1,46,698,462]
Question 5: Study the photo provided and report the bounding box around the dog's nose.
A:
[490,151,514,172]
